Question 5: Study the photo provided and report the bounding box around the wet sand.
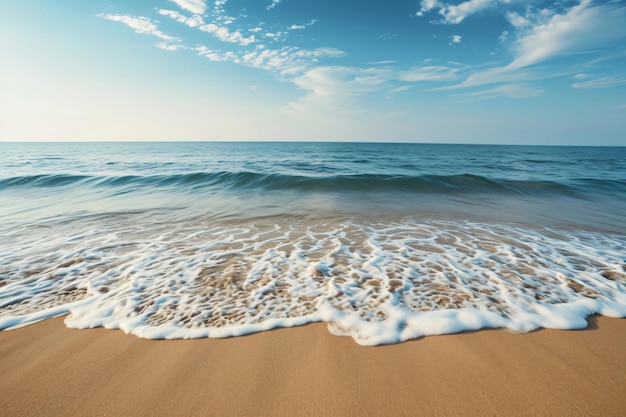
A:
[1,316,625,417]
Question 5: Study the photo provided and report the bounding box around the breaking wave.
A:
[2,172,624,197]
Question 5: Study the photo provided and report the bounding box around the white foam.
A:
[1,218,625,345]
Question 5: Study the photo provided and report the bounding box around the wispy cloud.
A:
[450,34,462,44]
[286,63,464,114]
[368,60,396,65]
[287,66,391,114]
[584,48,626,67]
[389,85,412,94]
[464,83,545,99]
[168,0,207,15]
[292,66,389,98]
[98,14,179,41]
[507,0,625,71]
[241,47,346,75]
[572,76,626,89]
[438,0,626,90]
[397,66,460,82]
[192,30,463,113]
[191,45,346,77]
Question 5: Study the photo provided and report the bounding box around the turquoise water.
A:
[1,142,625,344]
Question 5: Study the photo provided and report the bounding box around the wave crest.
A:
[3,171,623,197]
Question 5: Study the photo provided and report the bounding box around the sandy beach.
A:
[1,316,624,417]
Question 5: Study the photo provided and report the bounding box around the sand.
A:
[1,316,625,417]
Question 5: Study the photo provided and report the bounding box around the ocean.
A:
[1,142,625,345]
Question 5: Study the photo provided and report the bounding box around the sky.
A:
[1,0,625,145]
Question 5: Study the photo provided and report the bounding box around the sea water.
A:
[1,142,624,345]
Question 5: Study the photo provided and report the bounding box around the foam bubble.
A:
[1,217,625,345]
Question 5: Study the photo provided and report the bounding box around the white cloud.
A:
[267,0,281,11]
[194,46,239,62]
[157,9,204,27]
[168,0,207,15]
[191,44,346,78]
[241,46,346,75]
[292,66,390,97]
[217,15,237,25]
[289,20,317,30]
[101,0,626,119]
[287,66,392,114]
[417,0,498,24]
[572,77,626,89]
[416,0,441,16]
[264,31,285,40]
[98,14,179,41]
[158,9,256,46]
[287,63,464,114]
[213,0,227,15]
[506,11,532,28]
[441,0,496,24]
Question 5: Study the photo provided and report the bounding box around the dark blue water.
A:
[1,142,624,232]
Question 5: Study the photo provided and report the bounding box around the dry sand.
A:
[1,316,625,417]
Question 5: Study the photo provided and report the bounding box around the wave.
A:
[1,218,625,345]
[1,171,625,197]
[1,174,93,188]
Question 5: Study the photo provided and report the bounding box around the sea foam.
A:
[1,218,624,345]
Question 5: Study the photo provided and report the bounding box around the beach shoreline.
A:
[1,316,625,417]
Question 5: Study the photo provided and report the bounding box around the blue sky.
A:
[1,0,625,144]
